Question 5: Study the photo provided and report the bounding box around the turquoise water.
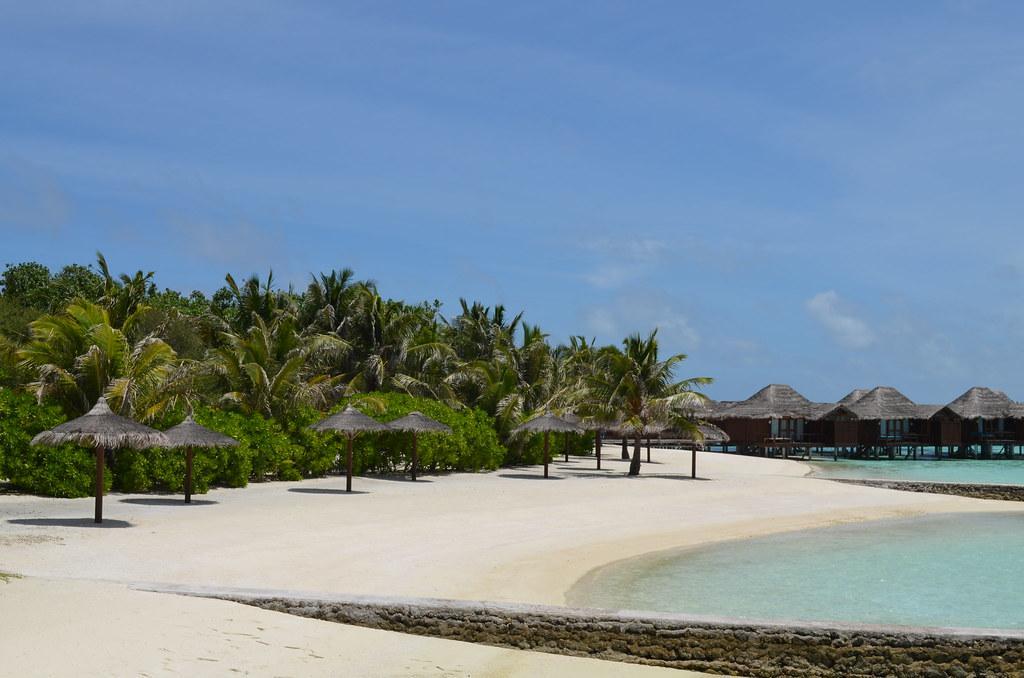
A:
[809,458,1024,485]
[567,512,1024,629]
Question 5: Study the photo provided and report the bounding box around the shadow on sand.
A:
[287,488,370,495]
[8,517,133,528]
[120,497,218,506]
[497,473,565,480]
[371,476,434,483]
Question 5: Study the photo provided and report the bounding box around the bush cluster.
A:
[0,389,516,497]
[0,389,99,497]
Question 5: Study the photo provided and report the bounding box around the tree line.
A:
[0,253,710,479]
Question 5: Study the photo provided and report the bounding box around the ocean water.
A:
[566,512,1024,630]
[808,458,1024,485]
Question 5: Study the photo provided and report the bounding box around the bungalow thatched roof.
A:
[838,389,868,405]
[716,384,814,419]
[944,387,1017,420]
[845,386,919,420]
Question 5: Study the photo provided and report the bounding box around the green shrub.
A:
[335,392,506,474]
[0,388,100,497]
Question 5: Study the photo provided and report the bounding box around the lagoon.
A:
[567,512,1024,630]
[808,458,1024,485]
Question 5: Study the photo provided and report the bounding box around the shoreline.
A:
[3,447,1024,675]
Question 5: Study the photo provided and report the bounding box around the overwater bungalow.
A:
[710,384,825,455]
[699,383,1024,460]
[818,386,940,457]
[931,387,1022,457]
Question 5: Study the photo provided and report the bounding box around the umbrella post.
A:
[543,431,549,478]
[346,433,354,492]
[185,448,193,503]
[411,433,418,482]
[692,448,697,479]
[595,429,602,470]
[94,446,104,523]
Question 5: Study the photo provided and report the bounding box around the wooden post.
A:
[543,431,550,478]
[595,429,602,470]
[346,433,354,492]
[185,448,193,503]
[691,447,697,478]
[411,433,418,481]
[94,446,104,524]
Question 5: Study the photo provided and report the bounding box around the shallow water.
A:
[808,458,1024,485]
[567,512,1024,629]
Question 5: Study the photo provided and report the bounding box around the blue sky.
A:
[3,1,1024,404]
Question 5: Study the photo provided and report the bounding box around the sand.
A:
[1,446,1020,676]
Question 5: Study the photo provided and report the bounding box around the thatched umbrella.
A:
[512,413,582,478]
[309,405,389,492]
[31,397,169,523]
[163,415,238,503]
[388,411,451,481]
[677,422,729,478]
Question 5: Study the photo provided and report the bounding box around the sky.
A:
[2,1,1024,404]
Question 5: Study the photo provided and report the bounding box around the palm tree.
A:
[299,268,364,332]
[17,300,182,420]
[96,252,157,328]
[586,330,710,476]
[202,313,348,418]
[342,288,453,395]
[451,321,555,441]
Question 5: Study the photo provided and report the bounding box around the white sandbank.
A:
[1,447,1020,676]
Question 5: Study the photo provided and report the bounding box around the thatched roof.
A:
[914,404,943,419]
[309,405,389,433]
[163,415,239,449]
[677,422,730,443]
[31,397,170,450]
[944,387,1017,420]
[512,412,583,435]
[806,402,839,419]
[838,389,868,405]
[388,411,452,434]
[845,386,919,420]
[716,384,813,419]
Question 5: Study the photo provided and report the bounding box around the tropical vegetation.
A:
[0,253,710,496]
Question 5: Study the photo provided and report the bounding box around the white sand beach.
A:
[1,447,1020,676]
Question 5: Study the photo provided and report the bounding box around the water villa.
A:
[701,384,1024,459]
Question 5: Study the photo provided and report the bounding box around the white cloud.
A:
[806,290,875,350]
[581,290,700,349]
[577,236,669,289]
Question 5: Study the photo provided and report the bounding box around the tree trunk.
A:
[646,435,651,463]
[629,434,642,476]
[621,436,629,460]
[564,432,569,462]
[595,429,602,470]
[543,432,550,478]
